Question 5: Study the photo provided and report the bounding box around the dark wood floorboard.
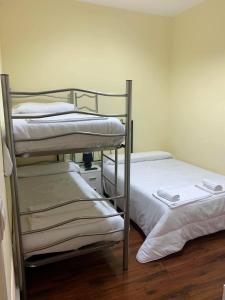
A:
[26,227,225,300]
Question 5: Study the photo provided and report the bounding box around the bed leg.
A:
[123,210,129,271]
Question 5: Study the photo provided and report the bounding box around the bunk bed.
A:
[1,74,132,300]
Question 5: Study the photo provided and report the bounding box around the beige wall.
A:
[0,0,225,174]
[0,0,171,153]
[170,0,225,174]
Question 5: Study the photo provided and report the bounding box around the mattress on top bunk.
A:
[13,113,125,155]
[103,151,225,263]
[18,162,124,258]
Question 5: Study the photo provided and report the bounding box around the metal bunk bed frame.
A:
[1,74,132,300]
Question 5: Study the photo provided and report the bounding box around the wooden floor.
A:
[26,227,225,300]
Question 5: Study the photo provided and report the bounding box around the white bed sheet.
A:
[18,162,124,258]
[13,113,124,155]
[104,156,225,263]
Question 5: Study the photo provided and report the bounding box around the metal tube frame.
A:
[123,80,132,270]
[25,240,119,268]
[20,195,124,215]
[22,212,124,236]
[1,74,132,298]
[1,75,27,299]
[114,148,118,209]
[100,150,104,195]
[24,229,124,255]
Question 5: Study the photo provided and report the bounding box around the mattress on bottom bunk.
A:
[103,152,225,263]
[18,162,124,258]
[13,113,125,155]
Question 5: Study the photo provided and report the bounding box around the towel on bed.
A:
[203,178,224,192]
[196,178,225,194]
[157,188,180,202]
[153,185,211,208]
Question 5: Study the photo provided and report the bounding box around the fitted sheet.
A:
[104,154,225,263]
[13,113,124,155]
[18,162,124,258]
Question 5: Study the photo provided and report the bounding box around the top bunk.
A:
[1,75,132,157]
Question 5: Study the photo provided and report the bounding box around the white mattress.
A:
[13,113,124,155]
[18,162,124,258]
[104,153,225,263]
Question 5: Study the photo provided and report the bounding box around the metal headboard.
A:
[72,92,99,113]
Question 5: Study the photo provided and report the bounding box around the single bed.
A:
[103,151,225,263]
[18,162,124,258]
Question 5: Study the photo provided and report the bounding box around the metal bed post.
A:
[131,120,134,153]
[1,74,26,299]
[69,90,74,106]
[123,80,132,270]
[114,148,118,209]
[100,150,104,195]
[75,92,78,108]
[95,94,99,113]
[70,90,76,162]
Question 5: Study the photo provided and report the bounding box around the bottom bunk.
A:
[17,161,124,263]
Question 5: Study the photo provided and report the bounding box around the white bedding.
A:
[13,102,77,114]
[13,113,124,155]
[103,152,225,263]
[18,162,124,258]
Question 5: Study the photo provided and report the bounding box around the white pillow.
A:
[17,161,80,178]
[105,151,173,165]
[13,102,77,114]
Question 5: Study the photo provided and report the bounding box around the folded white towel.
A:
[196,184,225,195]
[153,185,211,208]
[202,178,223,192]
[157,189,180,202]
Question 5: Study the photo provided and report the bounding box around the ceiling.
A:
[78,0,205,16]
